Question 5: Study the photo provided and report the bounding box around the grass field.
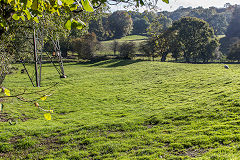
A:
[1,60,240,159]
[97,35,147,56]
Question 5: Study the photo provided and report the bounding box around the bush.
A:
[118,42,136,59]
[71,33,99,60]
[139,39,156,61]
[227,39,240,61]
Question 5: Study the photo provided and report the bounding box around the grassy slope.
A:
[1,60,240,159]
[97,35,147,56]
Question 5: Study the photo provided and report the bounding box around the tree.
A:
[119,42,136,59]
[0,0,169,86]
[139,38,156,61]
[108,11,133,38]
[207,13,228,35]
[199,39,219,63]
[132,18,149,35]
[71,32,99,60]
[225,6,240,38]
[171,17,218,63]
[154,28,177,62]
[220,6,240,55]
[227,39,240,61]
[111,39,119,55]
[88,16,114,40]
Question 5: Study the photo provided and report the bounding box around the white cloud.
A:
[110,0,240,12]
[158,0,240,11]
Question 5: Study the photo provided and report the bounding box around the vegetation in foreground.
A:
[1,60,240,159]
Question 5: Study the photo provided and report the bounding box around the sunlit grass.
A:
[1,60,240,159]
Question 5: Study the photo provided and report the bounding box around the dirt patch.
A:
[0,113,10,122]
[19,114,31,122]
[9,135,23,144]
[178,148,209,157]
[39,137,60,150]
[0,113,31,123]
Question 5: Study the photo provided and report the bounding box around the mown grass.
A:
[97,35,147,56]
[1,60,240,159]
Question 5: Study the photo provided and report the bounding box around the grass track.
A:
[1,60,240,159]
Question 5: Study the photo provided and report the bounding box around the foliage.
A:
[71,32,99,59]
[108,11,133,38]
[0,34,14,86]
[171,17,219,62]
[221,6,240,55]
[199,38,220,63]
[139,38,156,60]
[118,42,136,59]
[132,18,149,35]
[225,6,240,38]
[160,5,234,35]
[111,39,119,55]
[88,16,114,40]
[227,39,240,61]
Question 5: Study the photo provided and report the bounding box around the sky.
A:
[110,0,240,12]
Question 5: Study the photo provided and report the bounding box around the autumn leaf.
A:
[44,113,51,120]
[4,88,10,96]
[40,96,47,101]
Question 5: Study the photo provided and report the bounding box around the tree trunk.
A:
[161,52,168,62]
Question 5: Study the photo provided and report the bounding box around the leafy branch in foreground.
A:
[0,0,169,33]
[0,83,59,121]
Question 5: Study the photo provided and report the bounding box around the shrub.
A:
[227,39,240,61]
[118,42,136,59]
[71,33,99,60]
[139,39,156,61]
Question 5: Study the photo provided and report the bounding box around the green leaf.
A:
[0,17,7,27]
[64,19,72,30]
[7,0,13,4]
[44,113,51,120]
[12,14,20,20]
[71,19,86,30]
[24,9,31,20]
[4,88,10,96]
[33,17,39,23]
[26,0,33,8]
[40,96,47,101]
[31,0,38,10]
[162,0,169,4]
[20,15,25,21]
[81,0,94,12]
[61,0,74,5]
[69,4,78,11]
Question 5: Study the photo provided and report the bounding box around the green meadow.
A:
[1,60,240,159]
[97,35,147,56]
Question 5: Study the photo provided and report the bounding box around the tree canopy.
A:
[171,17,218,62]
[0,0,169,35]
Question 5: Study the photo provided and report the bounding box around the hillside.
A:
[1,61,240,159]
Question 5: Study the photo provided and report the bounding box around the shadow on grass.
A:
[61,58,143,68]
[106,59,143,67]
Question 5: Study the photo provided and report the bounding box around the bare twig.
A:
[0,82,59,99]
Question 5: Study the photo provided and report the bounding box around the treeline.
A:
[41,4,240,63]
[88,4,235,41]
[85,4,240,63]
